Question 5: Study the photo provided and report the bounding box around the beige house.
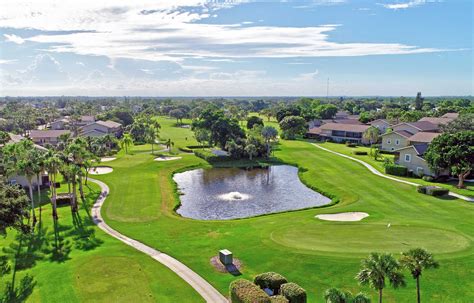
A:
[29,129,70,146]
[79,120,122,137]
[380,130,413,151]
[395,145,434,176]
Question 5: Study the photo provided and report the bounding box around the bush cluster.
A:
[385,164,408,176]
[254,272,288,294]
[345,141,357,148]
[230,279,271,303]
[194,150,230,163]
[422,175,434,182]
[280,283,307,303]
[178,147,192,153]
[186,145,212,149]
[353,151,368,155]
[417,185,449,196]
[270,295,289,303]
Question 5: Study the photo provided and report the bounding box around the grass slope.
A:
[93,119,474,302]
[0,180,202,302]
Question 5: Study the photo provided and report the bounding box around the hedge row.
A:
[254,272,288,294]
[186,145,212,149]
[270,296,289,303]
[178,147,193,153]
[194,150,231,163]
[230,279,271,303]
[385,164,407,176]
[280,283,307,303]
[417,186,449,196]
[353,151,368,155]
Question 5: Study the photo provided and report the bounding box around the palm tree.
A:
[146,125,159,154]
[324,288,371,303]
[244,143,257,160]
[261,126,278,157]
[120,133,133,154]
[363,126,380,145]
[45,151,62,220]
[399,248,439,303]
[356,253,405,303]
[31,148,47,223]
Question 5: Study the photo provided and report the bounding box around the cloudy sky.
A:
[0,0,472,96]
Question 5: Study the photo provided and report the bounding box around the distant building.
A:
[29,129,70,146]
[392,121,439,134]
[306,123,370,144]
[79,120,122,137]
[441,112,459,119]
[418,117,454,126]
[50,118,69,130]
[368,119,391,134]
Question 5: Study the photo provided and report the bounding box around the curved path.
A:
[89,178,228,303]
[312,143,474,202]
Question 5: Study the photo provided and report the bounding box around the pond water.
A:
[174,165,331,220]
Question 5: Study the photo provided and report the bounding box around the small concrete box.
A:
[219,249,233,265]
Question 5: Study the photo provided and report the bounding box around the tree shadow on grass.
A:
[1,275,36,303]
[68,211,103,251]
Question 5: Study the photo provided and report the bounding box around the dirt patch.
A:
[210,256,243,276]
[315,212,369,222]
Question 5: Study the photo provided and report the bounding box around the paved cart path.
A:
[89,178,228,303]
[312,143,474,202]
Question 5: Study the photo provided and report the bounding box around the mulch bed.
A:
[210,256,243,276]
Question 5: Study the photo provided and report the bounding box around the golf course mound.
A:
[154,156,182,161]
[316,212,369,221]
[271,224,470,255]
[88,166,114,175]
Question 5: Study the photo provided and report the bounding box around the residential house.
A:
[369,119,391,134]
[306,123,370,144]
[392,121,439,134]
[79,120,122,137]
[441,112,459,119]
[29,129,70,146]
[418,117,454,127]
[50,118,69,130]
[394,145,435,176]
[380,130,413,151]
[407,132,441,145]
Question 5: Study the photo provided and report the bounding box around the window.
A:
[404,154,411,162]
[387,139,391,144]
[395,139,400,145]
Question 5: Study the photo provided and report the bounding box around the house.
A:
[73,115,96,127]
[392,121,439,134]
[441,112,459,119]
[79,120,122,137]
[380,130,413,151]
[408,132,441,145]
[2,133,49,188]
[29,129,70,146]
[50,118,69,130]
[369,119,391,134]
[306,123,370,144]
[418,117,453,126]
[394,144,435,176]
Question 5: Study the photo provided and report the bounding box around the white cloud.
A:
[0,0,448,64]
[76,61,85,66]
[379,0,440,10]
[0,59,17,64]
[3,34,25,44]
[297,70,319,80]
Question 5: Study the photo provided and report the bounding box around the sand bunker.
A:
[88,166,114,175]
[100,157,116,162]
[154,156,182,161]
[316,212,369,222]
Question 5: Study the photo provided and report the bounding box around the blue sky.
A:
[0,0,472,96]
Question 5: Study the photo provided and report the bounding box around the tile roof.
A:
[380,130,414,138]
[320,122,370,132]
[441,112,459,119]
[96,120,122,128]
[418,117,453,126]
[29,129,70,138]
[393,121,439,132]
[408,132,440,143]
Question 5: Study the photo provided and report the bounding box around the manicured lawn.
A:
[92,123,474,302]
[318,142,474,198]
[0,180,202,302]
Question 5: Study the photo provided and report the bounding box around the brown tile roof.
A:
[81,115,95,122]
[29,129,70,138]
[441,112,459,119]
[418,117,453,126]
[320,122,370,133]
[96,120,122,128]
[408,132,440,143]
[307,127,322,135]
[393,121,439,132]
[381,130,414,138]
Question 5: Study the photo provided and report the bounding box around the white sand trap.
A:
[316,212,369,222]
[100,157,116,162]
[154,156,182,161]
[88,166,113,175]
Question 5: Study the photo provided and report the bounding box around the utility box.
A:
[219,249,233,265]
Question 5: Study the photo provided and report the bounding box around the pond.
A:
[174,165,331,220]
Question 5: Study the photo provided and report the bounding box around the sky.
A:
[0,0,472,97]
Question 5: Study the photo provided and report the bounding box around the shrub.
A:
[426,187,449,197]
[280,283,307,303]
[178,147,192,153]
[254,272,288,294]
[422,175,434,182]
[194,150,231,163]
[385,164,407,176]
[345,141,356,147]
[417,186,427,194]
[270,295,289,303]
[230,279,271,303]
[353,151,368,155]
[186,145,212,149]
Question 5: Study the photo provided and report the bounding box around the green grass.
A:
[0,181,202,302]
[319,142,474,198]
[91,124,474,302]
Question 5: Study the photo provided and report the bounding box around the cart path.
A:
[89,178,228,303]
[312,143,474,202]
